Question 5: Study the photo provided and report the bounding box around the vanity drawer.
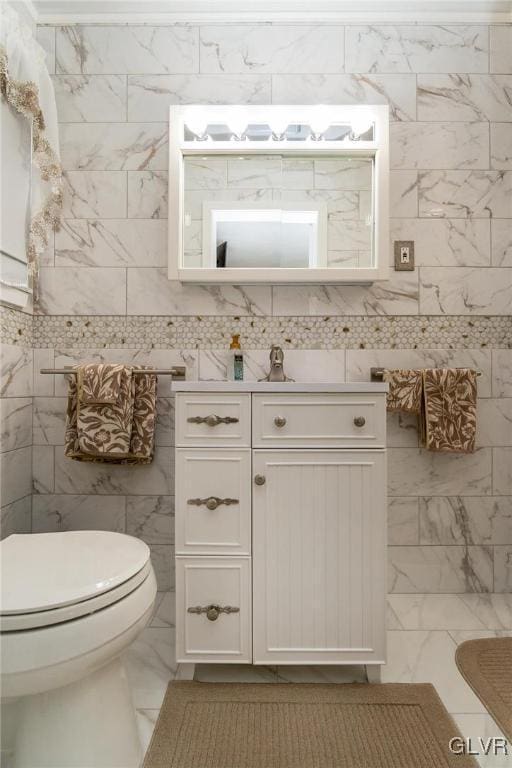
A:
[175,449,251,555]
[175,393,251,447]
[176,557,251,663]
[252,393,386,448]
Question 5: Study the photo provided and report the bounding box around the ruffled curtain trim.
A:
[0,7,62,298]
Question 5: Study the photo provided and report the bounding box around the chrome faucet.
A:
[260,345,294,382]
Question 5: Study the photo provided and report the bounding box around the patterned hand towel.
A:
[127,367,157,462]
[77,364,134,457]
[421,368,477,453]
[382,369,423,414]
[78,363,124,404]
[65,364,157,464]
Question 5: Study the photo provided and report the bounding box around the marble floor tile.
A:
[388,545,494,594]
[388,594,512,631]
[449,630,512,645]
[275,665,366,683]
[383,630,486,714]
[494,546,512,593]
[135,709,159,756]
[194,664,278,683]
[123,626,176,710]
[150,592,175,629]
[452,714,510,768]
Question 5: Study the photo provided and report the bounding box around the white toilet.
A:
[0,530,157,768]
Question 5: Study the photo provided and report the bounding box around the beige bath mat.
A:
[456,637,512,741]
[143,682,476,768]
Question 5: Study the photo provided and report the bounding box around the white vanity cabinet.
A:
[173,382,387,678]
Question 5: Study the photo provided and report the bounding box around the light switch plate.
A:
[394,240,415,271]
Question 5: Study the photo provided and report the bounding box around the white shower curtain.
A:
[0,3,62,304]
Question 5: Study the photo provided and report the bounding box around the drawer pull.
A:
[187,414,239,427]
[354,416,366,427]
[274,416,287,428]
[254,474,266,486]
[187,604,240,622]
[187,496,239,511]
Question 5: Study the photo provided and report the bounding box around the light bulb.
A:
[184,111,207,139]
[309,108,331,139]
[350,115,373,140]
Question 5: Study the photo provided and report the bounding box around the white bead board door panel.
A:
[175,449,251,555]
[175,392,251,447]
[176,557,252,664]
[252,450,386,665]
[252,393,386,448]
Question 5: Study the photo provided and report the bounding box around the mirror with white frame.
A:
[169,105,389,284]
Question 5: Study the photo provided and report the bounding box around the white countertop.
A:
[172,381,388,393]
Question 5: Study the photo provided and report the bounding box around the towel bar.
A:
[370,366,481,381]
[40,366,186,379]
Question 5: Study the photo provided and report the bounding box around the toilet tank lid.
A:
[0,531,151,614]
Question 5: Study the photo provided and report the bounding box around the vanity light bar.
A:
[184,121,374,142]
[181,106,376,143]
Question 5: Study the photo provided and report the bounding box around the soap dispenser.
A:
[228,334,244,381]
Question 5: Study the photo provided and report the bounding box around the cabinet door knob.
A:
[353,416,366,427]
[187,414,239,427]
[187,496,239,511]
[254,474,266,486]
[274,415,287,428]
[187,604,240,621]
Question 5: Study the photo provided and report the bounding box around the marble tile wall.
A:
[18,20,512,593]
[0,310,33,538]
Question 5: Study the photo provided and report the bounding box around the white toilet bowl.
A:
[0,531,157,768]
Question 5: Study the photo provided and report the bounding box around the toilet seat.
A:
[0,531,152,632]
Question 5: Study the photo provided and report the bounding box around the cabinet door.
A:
[176,557,251,663]
[252,450,386,665]
[175,449,251,555]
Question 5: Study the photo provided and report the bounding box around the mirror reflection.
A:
[182,154,374,271]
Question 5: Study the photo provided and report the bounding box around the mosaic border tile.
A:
[31,314,512,350]
[0,306,33,347]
